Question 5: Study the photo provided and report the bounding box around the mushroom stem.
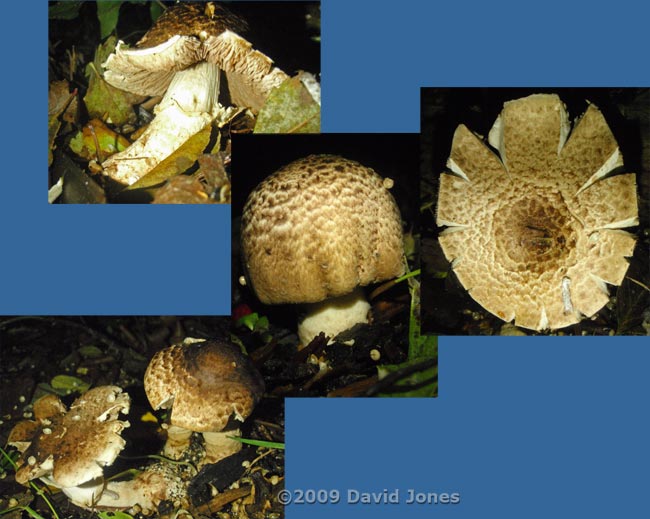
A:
[54,477,106,509]
[297,287,371,346]
[93,463,189,515]
[101,61,230,186]
[201,429,243,466]
[163,424,193,459]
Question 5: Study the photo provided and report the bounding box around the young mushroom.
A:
[101,2,288,185]
[240,154,406,345]
[144,338,264,466]
[7,386,131,509]
[436,93,638,330]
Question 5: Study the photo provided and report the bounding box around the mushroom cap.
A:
[241,154,406,305]
[8,386,130,488]
[102,2,287,110]
[436,94,638,330]
[136,3,248,50]
[144,339,264,433]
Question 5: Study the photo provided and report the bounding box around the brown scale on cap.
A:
[144,339,264,433]
[103,2,286,107]
[136,2,249,49]
[436,94,638,331]
[241,154,405,306]
[8,386,130,508]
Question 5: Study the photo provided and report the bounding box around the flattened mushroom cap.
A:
[437,94,638,330]
[144,340,264,433]
[241,154,405,305]
[8,386,130,488]
[103,2,287,111]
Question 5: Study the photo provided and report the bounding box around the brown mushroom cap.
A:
[144,339,264,433]
[8,386,130,489]
[241,154,405,305]
[103,2,288,111]
[436,94,638,330]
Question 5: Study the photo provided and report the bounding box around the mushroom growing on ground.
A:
[101,2,289,185]
[436,93,638,330]
[144,338,264,466]
[240,154,406,345]
[7,386,131,508]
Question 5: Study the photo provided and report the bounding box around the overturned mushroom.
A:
[7,386,130,509]
[144,338,264,466]
[436,94,638,330]
[241,154,406,345]
[101,2,288,185]
[94,462,190,515]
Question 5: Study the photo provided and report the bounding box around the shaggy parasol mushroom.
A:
[436,93,638,330]
[101,2,288,185]
[144,338,264,466]
[241,154,406,345]
[7,386,130,509]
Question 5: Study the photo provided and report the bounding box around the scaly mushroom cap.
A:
[8,386,130,488]
[103,2,288,111]
[144,339,264,433]
[241,154,405,305]
[437,94,638,330]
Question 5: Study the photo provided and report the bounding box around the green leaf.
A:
[50,375,91,394]
[96,1,123,39]
[227,437,285,450]
[237,312,269,332]
[377,357,438,398]
[254,76,320,134]
[150,1,164,21]
[97,511,135,519]
[84,38,138,127]
[49,1,83,20]
[78,345,104,359]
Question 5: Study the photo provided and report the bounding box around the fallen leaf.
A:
[69,118,130,162]
[127,123,214,190]
[48,80,77,165]
[152,176,213,204]
[84,37,140,126]
[254,76,321,134]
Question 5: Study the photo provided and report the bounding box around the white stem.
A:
[297,288,371,346]
[93,463,188,514]
[52,477,105,508]
[101,61,223,186]
[201,429,242,466]
[163,424,193,459]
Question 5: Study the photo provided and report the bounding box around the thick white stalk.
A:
[297,287,371,346]
[101,61,221,186]
[202,429,242,466]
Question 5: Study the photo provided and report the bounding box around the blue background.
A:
[4,1,649,517]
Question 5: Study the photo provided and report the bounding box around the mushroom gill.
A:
[436,93,638,331]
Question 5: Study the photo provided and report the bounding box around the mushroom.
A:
[101,2,289,185]
[240,154,406,345]
[436,93,638,330]
[7,386,130,509]
[94,462,190,515]
[144,338,264,466]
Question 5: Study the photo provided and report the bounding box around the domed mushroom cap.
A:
[144,339,264,433]
[437,94,638,330]
[7,386,130,489]
[241,154,405,305]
